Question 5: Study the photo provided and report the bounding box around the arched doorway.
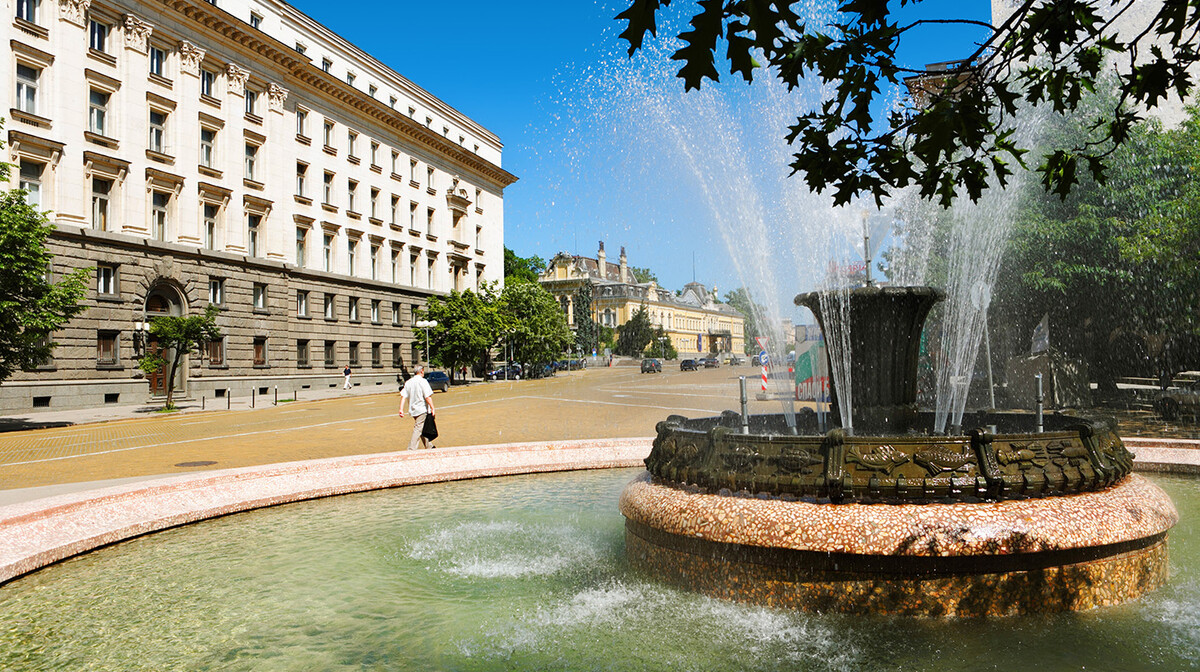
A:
[142,283,185,397]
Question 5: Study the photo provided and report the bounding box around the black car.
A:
[680,359,699,371]
[641,358,662,373]
[425,371,451,392]
[700,357,720,368]
[486,364,522,380]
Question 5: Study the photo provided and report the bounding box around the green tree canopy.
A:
[615,304,654,356]
[630,265,659,284]
[421,283,504,380]
[139,304,222,409]
[504,247,546,284]
[500,281,573,369]
[0,138,90,382]
[619,0,1200,206]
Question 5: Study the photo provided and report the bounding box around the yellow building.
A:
[539,243,744,357]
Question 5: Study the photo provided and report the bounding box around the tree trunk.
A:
[165,352,181,408]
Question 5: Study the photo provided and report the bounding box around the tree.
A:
[615,304,655,356]
[504,246,546,284]
[421,283,503,380]
[618,0,1200,206]
[643,327,678,359]
[572,280,600,355]
[0,134,90,382]
[630,265,659,284]
[500,281,573,371]
[723,287,765,355]
[138,304,221,410]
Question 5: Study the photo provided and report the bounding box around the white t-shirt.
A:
[401,376,434,415]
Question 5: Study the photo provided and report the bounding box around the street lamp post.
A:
[415,319,437,366]
[659,336,669,359]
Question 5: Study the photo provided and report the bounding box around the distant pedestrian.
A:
[343,365,352,390]
[399,365,436,450]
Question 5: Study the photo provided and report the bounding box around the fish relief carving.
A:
[775,445,824,474]
[722,443,762,471]
[914,444,973,474]
[996,441,1049,468]
[847,444,909,474]
[1048,440,1088,466]
[655,437,678,462]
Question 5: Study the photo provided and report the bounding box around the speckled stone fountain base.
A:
[620,472,1178,616]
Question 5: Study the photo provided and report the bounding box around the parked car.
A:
[641,358,662,373]
[700,357,720,368]
[727,355,745,366]
[486,364,522,380]
[425,370,451,392]
[680,359,699,371]
[1155,380,1200,420]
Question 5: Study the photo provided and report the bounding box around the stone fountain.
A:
[620,286,1178,616]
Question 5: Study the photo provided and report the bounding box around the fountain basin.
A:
[621,472,1177,616]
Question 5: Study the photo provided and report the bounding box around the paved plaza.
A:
[0,364,782,499]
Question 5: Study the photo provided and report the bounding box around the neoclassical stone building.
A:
[2,0,516,412]
[539,242,744,357]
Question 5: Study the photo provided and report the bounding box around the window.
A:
[321,58,332,72]
[88,89,109,135]
[244,143,258,180]
[208,278,224,304]
[96,331,118,366]
[89,19,109,52]
[297,290,309,317]
[253,336,267,366]
[390,251,398,283]
[252,283,267,310]
[323,172,334,204]
[390,195,399,226]
[370,245,379,280]
[244,90,258,116]
[149,46,166,77]
[347,180,358,212]
[323,293,335,319]
[347,239,357,275]
[295,43,307,55]
[91,178,111,231]
[324,340,335,366]
[347,131,358,157]
[151,191,169,240]
[15,0,39,23]
[348,297,359,321]
[247,214,261,256]
[370,188,379,219]
[371,299,380,323]
[297,339,310,366]
[391,151,399,174]
[368,84,377,98]
[203,203,218,249]
[149,110,167,153]
[346,72,355,87]
[389,95,397,108]
[97,265,116,295]
[295,227,307,266]
[370,141,379,166]
[322,233,332,272]
[15,64,39,115]
[392,302,400,326]
[200,69,216,97]
[249,11,262,28]
[348,341,359,366]
[427,166,435,190]
[409,201,417,229]
[200,128,216,168]
[206,337,224,366]
[393,342,403,367]
[296,108,308,136]
[371,342,382,367]
[409,254,417,285]
[323,121,333,146]
[410,159,418,183]
[296,162,307,197]
[475,188,483,211]
[426,207,435,234]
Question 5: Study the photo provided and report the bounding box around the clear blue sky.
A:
[291,0,992,309]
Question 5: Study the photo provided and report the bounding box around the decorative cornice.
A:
[123,14,154,52]
[226,63,250,96]
[178,40,206,75]
[267,83,289,113]
[58,0,90,26]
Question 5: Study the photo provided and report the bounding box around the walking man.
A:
[398,365,435,450]
[343,364,352,390]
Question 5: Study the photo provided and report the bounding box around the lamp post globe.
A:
[415,319,437,365]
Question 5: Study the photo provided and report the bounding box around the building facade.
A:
[1,0,517,412]
[539,242,744,357]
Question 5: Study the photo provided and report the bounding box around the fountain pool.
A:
[1,467,1198,671]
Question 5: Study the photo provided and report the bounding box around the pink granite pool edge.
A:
[0,438,654,585]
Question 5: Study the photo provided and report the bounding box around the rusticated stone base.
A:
[620,473,1177,617]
